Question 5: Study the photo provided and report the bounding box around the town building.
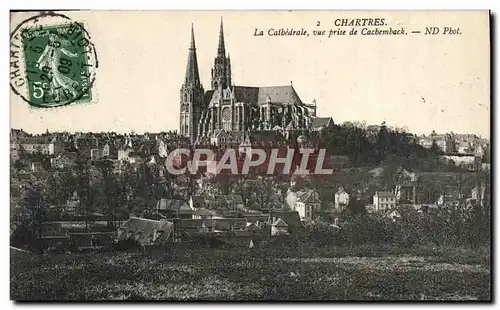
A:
[156,198,195,219]
[116,217,174,247]
[268,210,303,234]
[470,183,488,208]
[50,152,78,169]
[270,218,289,236]
[19,137,62,155]
[310,117,334,133]
[372,191,397,211]
[334,187,349,211]
[74,136,99,159]
[189,194,245,210]
[10,142,20,161]
[293,189,321,220]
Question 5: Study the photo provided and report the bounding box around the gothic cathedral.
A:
[180,19,318,144]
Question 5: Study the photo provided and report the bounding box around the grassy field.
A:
[10,244,491,301]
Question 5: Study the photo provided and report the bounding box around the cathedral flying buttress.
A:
[180,19,319,146]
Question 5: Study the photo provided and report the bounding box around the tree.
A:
[374,121,390,161]
[343,198,366,217]
[244,177,278,210]
[74,159,94,230]
[13,160,26,170]
[430,139,441,155]
[45,170,76,208]
[483,144,491,164]
[19,185,46,253]
[94,159,124,227]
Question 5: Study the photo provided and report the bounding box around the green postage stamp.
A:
[10,12,98,108]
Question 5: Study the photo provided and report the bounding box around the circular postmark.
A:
[10,11,98,108]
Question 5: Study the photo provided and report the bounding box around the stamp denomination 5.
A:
[10,12,98,108]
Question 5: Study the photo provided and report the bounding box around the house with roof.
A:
[74,137,99,159]
[457,141,473,154]
[90,149,102,161]
[237,132,253,154]
[334,187,349,212]
[50,152,78,169]
[213,218,247,231]
[290,189,321,220]
[19,137,63,155]
[373,191,397,211]
[101,142,118,159]
[10,141,20,161]
[467,183,488,208]
[268,210,303,234]
[245,222,262,236]
[190,194,244,210]
[270,218,289,236]
[174,219,206,238]
[116,217,174,247]
[156,198,195,219]
[29,161,44,172]
[244,213,270,226]
[117,146,135,162]
[387,209,402,222]
[310,117,334,132]
[172,216,257,243]
[41,215,113,252]
[192,208,218,220]
[210,129,234,148]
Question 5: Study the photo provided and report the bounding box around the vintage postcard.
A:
[10,10,491,301]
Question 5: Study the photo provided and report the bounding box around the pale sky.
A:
[10,11,490,138]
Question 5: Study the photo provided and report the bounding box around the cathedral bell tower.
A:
[211,18,232,90]
[180,24,204,142]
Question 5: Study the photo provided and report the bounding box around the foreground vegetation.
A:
[11,244,490,301]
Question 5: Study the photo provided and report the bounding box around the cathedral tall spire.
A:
[217,18,226,57]
[184,23,200,86]
[211,17,231,90]
[190,23,196,50]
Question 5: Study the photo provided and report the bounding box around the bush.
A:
[281,204,491,250]
[113,238,141,251]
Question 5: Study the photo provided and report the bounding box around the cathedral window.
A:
[222,108,232,132]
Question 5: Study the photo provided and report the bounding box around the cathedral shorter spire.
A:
[180,24,204,142]
[184,24,201,86]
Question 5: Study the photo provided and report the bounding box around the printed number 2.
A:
[32,81,44,99]
[316,21,320,26]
